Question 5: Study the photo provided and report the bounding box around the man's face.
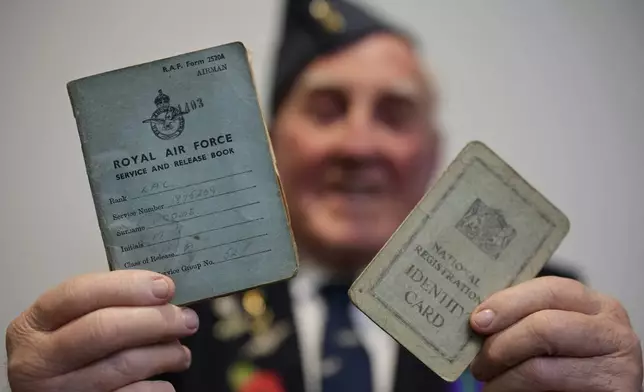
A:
[272,33,440,270]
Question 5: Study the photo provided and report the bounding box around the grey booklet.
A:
[350,141,569,381]
[68,42,298,305]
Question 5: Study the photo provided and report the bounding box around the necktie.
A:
[321,283,373,392]
[450,370,484,392]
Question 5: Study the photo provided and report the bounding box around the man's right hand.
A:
[6,270,199,392]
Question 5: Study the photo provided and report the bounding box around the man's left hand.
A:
[469,276,643,391]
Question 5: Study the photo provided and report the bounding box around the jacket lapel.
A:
[251,281,306,392]
[170,281,305,392]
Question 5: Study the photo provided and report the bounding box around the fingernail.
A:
[151,278,169,299]
[183,346,192,366]
[182,308,199,330]
[473,309,495,328]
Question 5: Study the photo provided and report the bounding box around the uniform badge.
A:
[212,289,292,359]
[309,0,346,33]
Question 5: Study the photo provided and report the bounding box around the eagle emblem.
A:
[142,90,189,140]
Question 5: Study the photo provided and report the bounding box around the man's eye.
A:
[306,90,346,125]
[375,94,417,130]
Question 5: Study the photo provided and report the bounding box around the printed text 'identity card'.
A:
[350,141,569,381]
[68,42,298,305]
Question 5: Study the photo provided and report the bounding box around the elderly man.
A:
[6,0,642,391]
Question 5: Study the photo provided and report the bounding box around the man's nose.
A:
[334,103,380,159]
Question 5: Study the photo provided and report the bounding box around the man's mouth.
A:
[328,181,384,197]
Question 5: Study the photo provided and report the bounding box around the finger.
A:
[66,342,187,392]
[114,381,176,392]
[27,270,175,331]
[470,276,602,335]
[471,309,622,381]
[481,356,628,392]
[44,305,198,373]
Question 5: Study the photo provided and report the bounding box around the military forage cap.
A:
[270,0,409,115]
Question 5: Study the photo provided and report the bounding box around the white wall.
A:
[1,0,642,389]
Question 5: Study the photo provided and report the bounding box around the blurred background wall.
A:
[1,0,643,389]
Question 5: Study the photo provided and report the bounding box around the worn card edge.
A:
[240,42,300,279]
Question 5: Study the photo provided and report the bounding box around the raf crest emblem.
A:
[143,90,204,140]
[456,198,517,260]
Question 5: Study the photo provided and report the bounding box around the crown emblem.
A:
[142,89,205,140]
[142,89,186,140]
[154,89,171,108]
